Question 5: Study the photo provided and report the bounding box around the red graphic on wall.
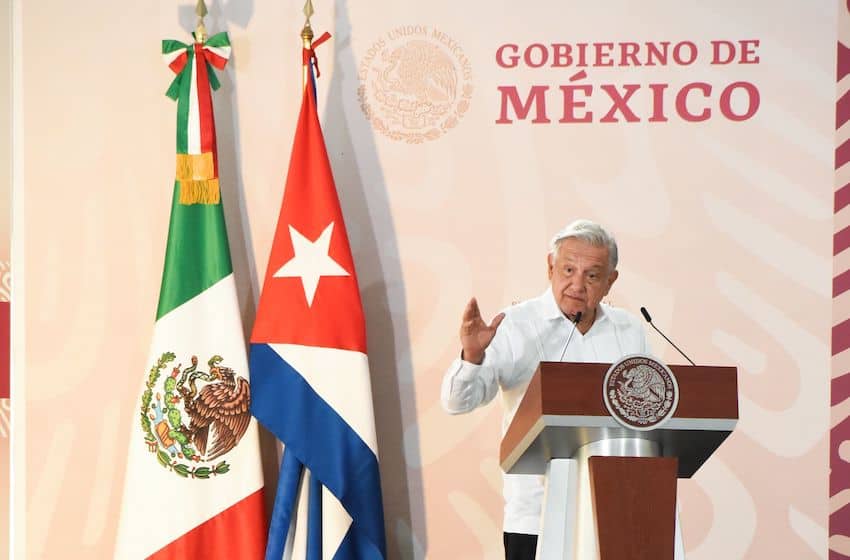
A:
[0,302,7,398]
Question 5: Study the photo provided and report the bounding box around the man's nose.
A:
[572,275,586,291]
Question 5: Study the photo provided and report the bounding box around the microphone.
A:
[557,311,583,361]
[639,306,696,366]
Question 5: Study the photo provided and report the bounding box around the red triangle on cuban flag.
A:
[251,81,366,354]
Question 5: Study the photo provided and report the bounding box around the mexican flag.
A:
[114,32,266,559]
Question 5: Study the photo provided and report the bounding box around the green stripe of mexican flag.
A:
[157,180,231,319]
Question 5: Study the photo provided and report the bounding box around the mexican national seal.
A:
[603,354,679,430]
[358,25,473,143]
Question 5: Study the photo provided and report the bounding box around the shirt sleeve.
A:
[440,314,514,414]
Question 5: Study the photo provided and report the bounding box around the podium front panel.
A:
[501,361,738,478]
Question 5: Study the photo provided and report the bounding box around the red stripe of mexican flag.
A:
[148,490,266,560]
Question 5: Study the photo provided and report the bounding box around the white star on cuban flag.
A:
[273,222,350,307]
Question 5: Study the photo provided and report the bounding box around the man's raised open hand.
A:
[460,297,505,365]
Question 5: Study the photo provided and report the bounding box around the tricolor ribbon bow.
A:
[162,32,232,205]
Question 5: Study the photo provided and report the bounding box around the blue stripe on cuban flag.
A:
[250,343,386,560]
[307,468,323,558]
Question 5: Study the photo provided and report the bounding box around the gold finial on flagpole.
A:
[195,0,209,43]
[303,0,314,26]
[301,0,315,88]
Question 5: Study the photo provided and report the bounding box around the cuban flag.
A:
[249,53,387,560]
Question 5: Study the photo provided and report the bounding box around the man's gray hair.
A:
[549,219,619,270]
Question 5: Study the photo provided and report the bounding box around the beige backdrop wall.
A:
[20,0,832,558]
[2,0,10,556]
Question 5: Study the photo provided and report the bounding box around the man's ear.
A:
[547,254,554,280]
[606,269,619,293]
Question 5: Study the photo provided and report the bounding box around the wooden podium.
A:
[500,361,738,560]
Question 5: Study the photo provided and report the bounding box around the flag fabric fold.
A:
[114,33,266,559]
[250,55,387,560]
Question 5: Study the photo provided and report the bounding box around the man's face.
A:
[547,237,618,320]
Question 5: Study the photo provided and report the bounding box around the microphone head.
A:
[640,307,652,323]
[574,311,583,324]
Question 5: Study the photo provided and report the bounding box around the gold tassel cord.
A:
[179,178,221,205]
[175,152,215,181]
[176,152,220,204]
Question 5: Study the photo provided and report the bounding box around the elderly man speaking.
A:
[440,219,651,560]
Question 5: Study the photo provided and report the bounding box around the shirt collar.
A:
[539,288,564,320]
[538,287,609,328]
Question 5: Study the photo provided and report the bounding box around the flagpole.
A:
[194,0,208,43]
[302,0,315,88]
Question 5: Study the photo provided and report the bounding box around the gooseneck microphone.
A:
[639,306,696,366]
[557,311,583,361]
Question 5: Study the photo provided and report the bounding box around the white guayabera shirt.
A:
[441,287,650,535]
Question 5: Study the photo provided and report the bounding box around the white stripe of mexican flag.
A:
[114,275,265,558]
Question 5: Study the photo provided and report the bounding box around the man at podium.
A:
[440,219,650,560]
